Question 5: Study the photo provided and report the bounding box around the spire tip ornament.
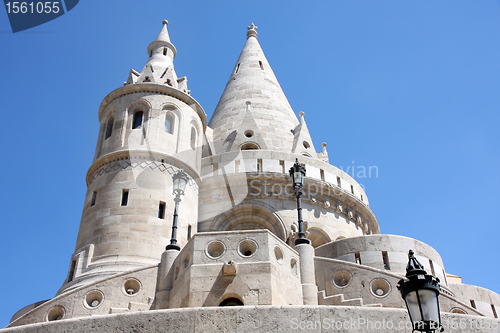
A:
[247,23,258,39]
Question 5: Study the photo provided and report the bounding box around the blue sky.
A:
[1,0,499,327]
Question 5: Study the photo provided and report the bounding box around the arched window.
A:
[132,111,143,129]
[105,116,114,139]
[190,127,196,149]
[219,298,243,306]
[165,114,174,134]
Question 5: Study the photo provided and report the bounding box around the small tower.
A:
[59,21,206,294]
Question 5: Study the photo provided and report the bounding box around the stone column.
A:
[154,249,179,309]
[295,243,318,305]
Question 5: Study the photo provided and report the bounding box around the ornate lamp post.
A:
[398,250,443,333]
[289,159,310,245]
[165,168,189,251]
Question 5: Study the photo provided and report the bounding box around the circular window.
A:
[450,307,467,315]
[238,239,258,257]
[206,241,226,259]
[174,265,180,280]
[85,290,104,309]
[47,306,65,321]
[333,270,352,288]
[123,278,141,296]
[183,251,191,268]
[303,141,310,149]
[240,142,259,150]
[274,246,284,264]
[244,130,254,138]
[290,258,298,275]
[370,278,391,297]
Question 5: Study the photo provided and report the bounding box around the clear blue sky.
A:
[1,0,499,327]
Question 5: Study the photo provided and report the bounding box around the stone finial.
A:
[321,142,327,154]
[163,20,169,26]
[299,111,305,123]
[247,23,258,39]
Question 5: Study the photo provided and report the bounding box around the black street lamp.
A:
[165,168,189,251]
[398,250,443,333]
[289,158,310,245]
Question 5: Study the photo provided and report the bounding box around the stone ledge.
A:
[2,305,499,333]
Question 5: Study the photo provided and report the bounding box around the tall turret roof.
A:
[125,20,189,94]
[208,24,299,154]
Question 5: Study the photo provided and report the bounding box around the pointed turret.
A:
[126,20,189,94]
[292,112,317,157]
[209,24,299,153]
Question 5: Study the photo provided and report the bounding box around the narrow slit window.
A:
[235,63,240,74]
[132,111,143,129]
[163,48,167,56]
[165,114,174,134]
[121,190,129,206]
[470,300,476,309]
[68,260,76,282]
[361,194,364,202]
[105,117,114,140]
[355,252,361,264]
[187,225,192,240]
[91,191,97,207]
[190,127,196,149]
[158,202,166,219]
[279,160,285,173]
[259,61,264,70]
[382,251,390,270]
[320,169,325,181]
[492,304,498,318]
[429,259,436,277]
[337,176,341,187]
[351,185,354,194]
[257,159,263,172]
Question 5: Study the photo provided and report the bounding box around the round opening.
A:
[183,251,191,268]
[450,307,467,315]
[240,142,259,150]
[370,278,391,297]
[290,258,298,275]
[123,278,141,296]
[303,141,310,149]
[85,290,104,309]
[174,265,180,280]
[219,297,244,306]
[244,130,254,138]
[238,239,258,257]
[333,270,352,288]
[47,306,65,321]
[206,241,226,259]
[274,246,284,264]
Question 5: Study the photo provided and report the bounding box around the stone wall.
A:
[3,306,499,333]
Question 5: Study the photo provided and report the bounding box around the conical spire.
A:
[126,20,189,94]
[156,19,171,43]
[292,112,317,157]
[208,24,299,154]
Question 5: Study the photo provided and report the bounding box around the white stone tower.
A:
[199,23,379,247]
[58,20,206,294]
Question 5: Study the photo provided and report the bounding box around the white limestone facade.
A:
[4,21,500,332]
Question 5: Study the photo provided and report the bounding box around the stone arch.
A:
[209,202,287,241]
[307,227,331,248]
[161,104,182,135]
